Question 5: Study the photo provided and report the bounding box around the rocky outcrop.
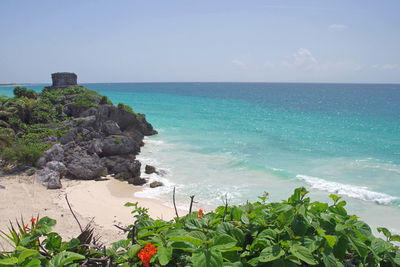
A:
[37,99,156,188]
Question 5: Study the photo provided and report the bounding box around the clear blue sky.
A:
[1,0,399,83]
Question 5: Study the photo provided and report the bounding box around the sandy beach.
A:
[0,174,183,250]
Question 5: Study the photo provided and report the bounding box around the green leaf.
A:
[310,201,328,213]
[392,253,400,265]
[24,258,41,267]
[0,257,18,265]
[329,194,341,203]
[271,259,298,267]
[188,231,207,241]
[277,209,295,227]
[348,235,368,258]
[48,251,85,267]
[322,252,337,267]
[333,236,348,261]
[222,262,243,267]
[258,245,285,262]
[17,248,39,263]
[157,246,172,265]
[44,232,62,251]
[323,235,337,249]
[216,222,234,235]
[124,202,137,207]
[377,227,392,239]
[353,221,373,240]
[258,229,277,240]
[371,238,392,255]
[192,249,223,267]
[169,235,204,247]
[289,244,318,265]
[36,217,57,234]
[291,214,308,236]
[240,213,249,225]
[231,228,245,246]
[20,234,39,246]
[128,244,142,259]
[213,234,237,251]
[303,236,320,252]
[62,238,80,250]
[231,207,244,222]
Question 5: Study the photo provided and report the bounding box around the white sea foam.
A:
[297,174,398,205]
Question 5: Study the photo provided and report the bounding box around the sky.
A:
[0,0,399,83]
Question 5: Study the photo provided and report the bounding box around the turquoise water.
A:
[1,83,400,232]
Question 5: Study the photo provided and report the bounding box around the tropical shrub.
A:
[1,188,399,266]
[13,87,37,99]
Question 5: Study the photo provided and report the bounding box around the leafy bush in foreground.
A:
[1,188,399,266]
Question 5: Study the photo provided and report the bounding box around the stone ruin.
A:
[45,72,79,90]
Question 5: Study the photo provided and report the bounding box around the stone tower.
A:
[51,72,77,88]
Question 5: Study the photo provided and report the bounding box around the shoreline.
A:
[0,174,184,250]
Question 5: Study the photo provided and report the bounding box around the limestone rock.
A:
[45,144,64,162]
[36,156,47,168]
[102,120,122,136]
[150,181,163,188]
[36,168,62,189]
[74,116,96,128]
[46,161,67,176]
[128,177,147,186]
[66,153,107,180]
[60,129,77,145]
[100,135,140,157]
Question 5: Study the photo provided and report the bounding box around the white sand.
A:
[0,175,183,250]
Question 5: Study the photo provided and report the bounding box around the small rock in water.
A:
[145,165,157,174]
[150,181,163,188]
[0,185,5,189]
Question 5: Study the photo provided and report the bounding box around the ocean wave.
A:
[297,174,398,205]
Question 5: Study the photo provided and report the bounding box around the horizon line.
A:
[1,81,400,86]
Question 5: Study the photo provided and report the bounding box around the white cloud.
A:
[231,59,246,68]
[380,64,399,70]
[371,64,399,70]
[329,24,348,31]
[281,48,318,70]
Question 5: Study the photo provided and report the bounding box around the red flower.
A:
[138,242,157,267]
[30,218,36,224]
[23,224,29,231]
[197,209,204,219]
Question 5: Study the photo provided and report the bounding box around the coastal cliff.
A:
[0,73,157,189]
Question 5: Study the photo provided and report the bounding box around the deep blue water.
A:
[1,82,400,231]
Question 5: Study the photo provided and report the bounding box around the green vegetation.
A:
[114,137,122,144]
[0,86,104,167]
[118,102,134,113]
[1,188,399,266]
[76,119,84,126]
[26,167,36,176]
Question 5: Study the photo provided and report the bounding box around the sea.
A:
[1,82,400,233]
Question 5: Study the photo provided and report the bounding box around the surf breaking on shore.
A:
[296,174,398,205]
